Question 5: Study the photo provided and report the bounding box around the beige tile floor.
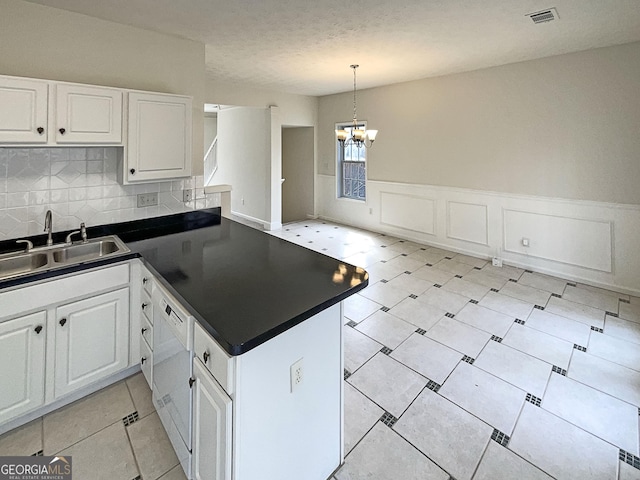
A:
[2,218,639,480]
[270,219,640,480]
[0,373,186,480]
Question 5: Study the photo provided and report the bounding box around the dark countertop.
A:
[1,208,368,356]
[128,214,368,355]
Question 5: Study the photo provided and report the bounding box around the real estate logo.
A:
[0,455,72,480]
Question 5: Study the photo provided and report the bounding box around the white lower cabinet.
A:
[54,288,129,398]
[192,359,232,480]
[189,304,343,480]
[0,311,47,424]
[0,263,132,431]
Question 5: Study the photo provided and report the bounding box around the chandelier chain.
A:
[352,64,358,126]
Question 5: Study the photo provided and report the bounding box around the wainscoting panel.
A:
[316,174,640,295]
[380,192,435,235]
[503,210,612,272]
[447,201,488,246]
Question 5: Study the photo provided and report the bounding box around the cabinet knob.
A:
[189,377,195,388]
[130,168,136,175]
[34,325,43,334]
[142,277,148,284]
[59,318,67,327]
[141,302,148,310]
[141,327,147,335]
[141,356,146,365]
[59,128,66,135]
[37,127,44,135]
[203,351,210,363]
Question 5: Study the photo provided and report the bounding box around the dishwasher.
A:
[152,280,194,479]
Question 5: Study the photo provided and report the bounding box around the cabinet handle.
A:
[141,302,148,310]
[59,128,66,135]
[37,127,44,135]
[34,325,43,334]
[141,356,146,365]
[59,318,67,327]
[130,168,136,175]
[203,351,210,363]
[142,277,148,284]
[141,327,147,335]
[189,377,195,388]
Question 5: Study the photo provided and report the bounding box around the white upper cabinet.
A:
[0,74,193,183]
[55,84,122,144]
[0,77,48,143]
[126,92,192,182]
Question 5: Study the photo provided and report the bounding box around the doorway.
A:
[281,127,314,224]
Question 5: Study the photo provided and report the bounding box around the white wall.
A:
[206,78,319,229]
[215,107,274,226]
[317,176,640,294]
[0,0,206,175]
[204,114,218,152]
[317,42,640,294]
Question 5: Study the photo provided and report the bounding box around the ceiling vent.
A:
[527,8,559,24]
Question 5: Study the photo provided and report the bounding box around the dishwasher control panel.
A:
[153,283,194,350]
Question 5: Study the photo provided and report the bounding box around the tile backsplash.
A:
[0,147,220,241]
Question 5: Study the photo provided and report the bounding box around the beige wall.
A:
[318,41,640,205]
[282,127,314,223]
[205,79,318,127]
[0,0,206,174]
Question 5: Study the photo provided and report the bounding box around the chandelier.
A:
[336,65,378,149]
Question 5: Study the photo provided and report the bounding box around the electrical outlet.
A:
[183,189,193,202]
[522,238,530,247]
[492,257,503,267]
[241,197,245,206]
[137,192,158,208]
[290,358,303,393]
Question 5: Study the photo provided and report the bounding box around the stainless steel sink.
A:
[52,239,123,264]
[0,252,49,278]
[0,235,130,281]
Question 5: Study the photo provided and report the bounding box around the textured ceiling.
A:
[22,0,640,96]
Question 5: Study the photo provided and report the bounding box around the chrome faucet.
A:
[44,210,53,246]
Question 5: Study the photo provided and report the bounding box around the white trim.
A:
[316,175,640,296]
[347,177,640,212]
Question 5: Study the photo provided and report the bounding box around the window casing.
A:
[336,122,366,201]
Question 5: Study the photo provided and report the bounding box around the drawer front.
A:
[194,322,234,395]
[1,263,130,319]
[141,268,153,296]
[141,314,153,350]
[141,290,152,324]
[140,334,152,388]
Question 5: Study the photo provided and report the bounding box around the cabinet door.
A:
[0,311,46,424]
[55,84,122,144]
[54,288,129,398]
[127,92,192,182]
[0,77,48,143]
[192,359,232,480]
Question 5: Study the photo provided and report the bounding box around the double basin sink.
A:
[0,236,130,281]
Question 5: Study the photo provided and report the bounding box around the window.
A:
[337,122,366,201]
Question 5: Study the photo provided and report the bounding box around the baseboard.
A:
[0,365,141,436]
